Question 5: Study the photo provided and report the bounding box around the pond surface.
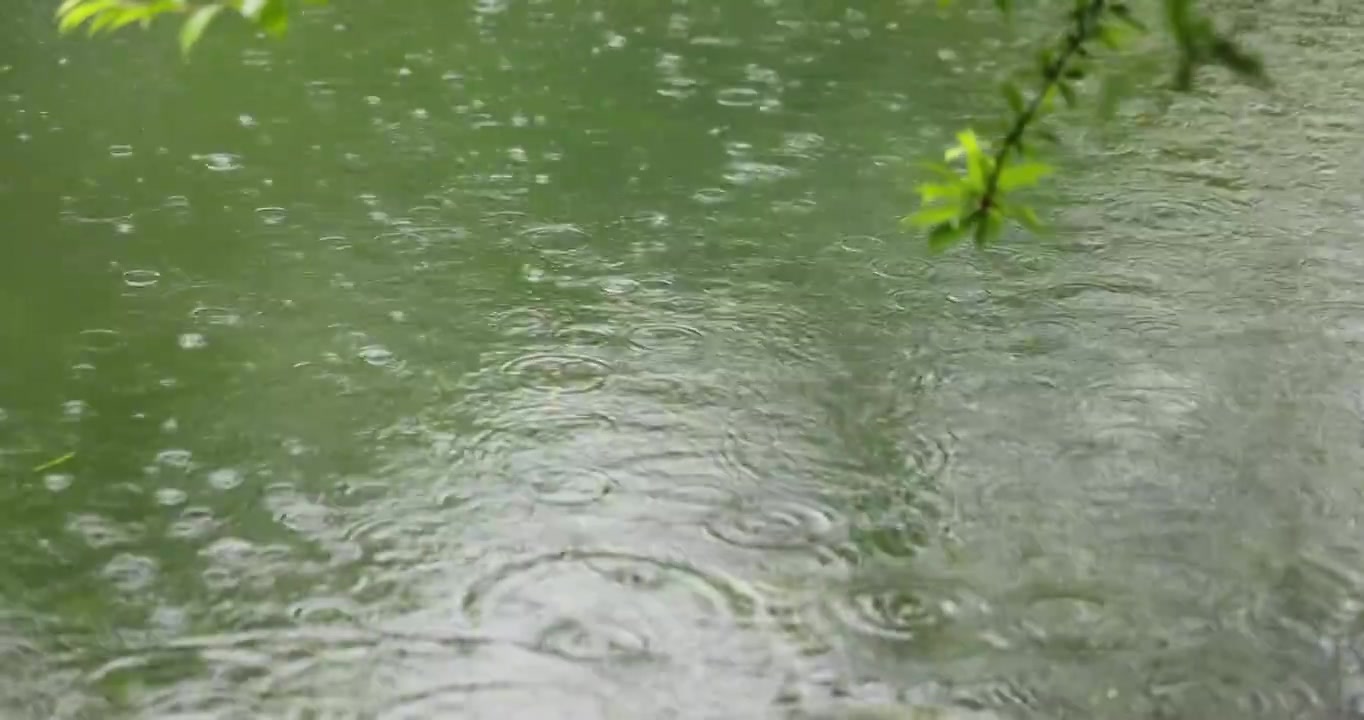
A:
[3,1,1364,718]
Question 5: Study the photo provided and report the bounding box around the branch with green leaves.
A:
[55,0,324,56]
[907,0,1267,252]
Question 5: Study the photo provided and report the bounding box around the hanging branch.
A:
[974,0,1109,221]
[908,0,1266,253]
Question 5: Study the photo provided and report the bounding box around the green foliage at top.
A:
[55,0,325,55]
[912,0,1267,252]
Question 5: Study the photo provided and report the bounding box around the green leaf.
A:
[905,204,964,228]
[997,162,1054,191]
[917,161,961,182]
[917,181,964,205]
[256,0,289,36]
[57,0,87,17]
[180,4,224,56]
[107,5,159,31]
[1039,84,1059,113]
[86,6,123,34]
[1014,205,1045,232]
[927,222,968,253]
[953,129,989,190]
[58,0,117,34]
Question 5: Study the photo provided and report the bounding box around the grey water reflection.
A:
[3,0,1364,718]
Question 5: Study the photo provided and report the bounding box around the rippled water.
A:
[2,0,1364,718]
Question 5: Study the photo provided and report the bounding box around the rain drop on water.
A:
[255,207,287,225]
[201,153,242,171]
[357,345,395,366]
[122,269,161,288]
[206,467,244,491]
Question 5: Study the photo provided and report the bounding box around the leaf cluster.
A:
[55,0,323,55]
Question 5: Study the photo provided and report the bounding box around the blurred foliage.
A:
[913,0,1267,251]
[54,0,324,55]
[55,0,1268,250]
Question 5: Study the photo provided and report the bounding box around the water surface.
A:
[3,1,1364,718]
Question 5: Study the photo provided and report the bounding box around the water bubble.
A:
[716,87,761,107]
[62,400,88,420]
[189,306,242,326]
[101,553,159,593]
[781,132,825,156]
[627,323,704,350]
[836,235,884,253]
[109,144,133,158]
[66,513,134,548]
[178,333,208,350]
[255,206,287,225]
[519,223,589,241]
[499,353,612,393]
[78,328,123,353]
[600,276,639,295]
[207,467,244,491]
[461,550,762,665]
[357,345,396,366]
[155,488,188,506]
[121,269,161,288]
[155,449,193,470]
[692,187,729,204]
[723,160,796,185]
[827,588,942,642]
[201,153,242,171]
[553,323,617,347]
[869,256,932,281]
[704,498,842,552]
[168,506,219,540]
[528,468,617,506]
